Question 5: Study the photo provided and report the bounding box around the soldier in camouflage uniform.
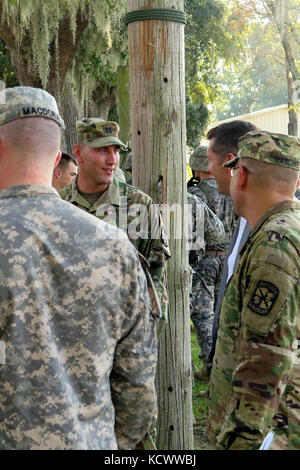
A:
[60,118,170,334]
[0,86,158,450]
[52,151,78,191]
[60,117,170,450]
[188,145,236,377]
[207,130,300,450]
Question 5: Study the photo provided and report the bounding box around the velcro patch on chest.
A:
[247,280,279,315]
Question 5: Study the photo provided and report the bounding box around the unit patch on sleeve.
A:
[247,280,279,315]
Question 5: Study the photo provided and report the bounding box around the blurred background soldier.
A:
[187,192,224,265]
[52,151,78,190]
[0,86,157,450]
[188,145,236,380]
[187,191,225,380]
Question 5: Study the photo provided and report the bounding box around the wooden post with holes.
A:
[127,0,193,450]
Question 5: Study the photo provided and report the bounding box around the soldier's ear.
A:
[224,152,235,164]
[73,144,83,164]
[54,168,62,178]
[236,165,249,190]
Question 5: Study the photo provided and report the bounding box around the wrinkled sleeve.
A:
[187,193,224,266]
[203,203,225,245]
[217,244,299,450]
[110,254,158,450]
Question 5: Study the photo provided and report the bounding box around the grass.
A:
[191,326,210,450]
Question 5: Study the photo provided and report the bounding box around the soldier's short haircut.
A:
[0,116,60,160]
[242,157,299,192]
[58,152,78,170]
[207,120,257,162]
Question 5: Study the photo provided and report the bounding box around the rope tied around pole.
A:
[125,8,186,26]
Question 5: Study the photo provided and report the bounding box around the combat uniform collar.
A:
[198,177,215,186]
[251,200,300,236]
[95,177,121,206]
[239,200,300,257]
[201,177,215,182]
[0,184,60,199]
[69,176,121,211]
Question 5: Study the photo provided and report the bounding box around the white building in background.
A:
[210,104,300,138]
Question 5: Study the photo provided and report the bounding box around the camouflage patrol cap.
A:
[224,131,300,171]
[0,86,65,128]
[76,117,126,149]
[189,145,208,171]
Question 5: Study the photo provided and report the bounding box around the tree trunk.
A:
[286,64,298,137]
[59,81,81,154]
[84,85,116,120]
[281,0,299,137]
[267,0,299,136]
[127,0,193,450]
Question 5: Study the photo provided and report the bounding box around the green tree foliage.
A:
[184,0,245,147]
[263,0,300,107]
[212,0,299,122]
[0,38,18,87]
[186,96,209,149]
[0,0,126,104]
[0,0,125,86]
[72,9,127,119]
[0,0,127,150]
[185,0,225,147]
[213,24,288,120]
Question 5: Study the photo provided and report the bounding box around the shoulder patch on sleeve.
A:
[242,266,297,336]
[247,280,279,315]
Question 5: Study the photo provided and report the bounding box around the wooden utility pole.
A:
[126,0,193,450]
[117,65,131,169]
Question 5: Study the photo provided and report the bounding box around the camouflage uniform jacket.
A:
[207,200,300,450]
[188,178,236,251]
[0,185,157,450]
[60,177,170,321]
[187,192,225,266]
